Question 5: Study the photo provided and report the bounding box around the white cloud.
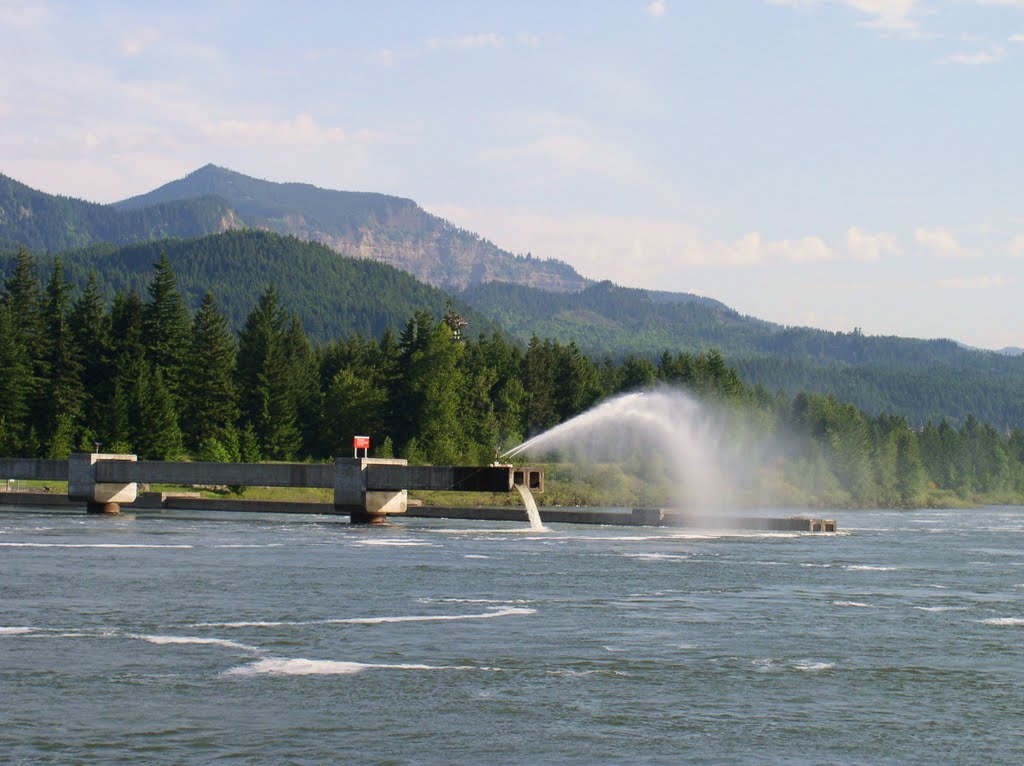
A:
[423,205,838,287]
[425,33,504,51]
[914,226,977,257]
[764,235,836,262]
[1010,33,1024,43]
[0,0,51,30]
[200,113,347,146]
[647,1,667,17]
[847,226,901,260]
[934,274,1013,289]
[517,32,541,47]
[1010,235,1024,256]
[120,25,161,57]
[766,0,920,32]
[945,45,1005,64]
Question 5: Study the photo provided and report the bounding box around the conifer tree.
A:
[2,248,44,451]
[0,302,31,454]
[70,272,112,440]
[183,292,238,451]
[40,258,85,457]
[142,253,190,402]
[236,286,300,459]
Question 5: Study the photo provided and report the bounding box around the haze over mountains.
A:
[2,165,1023,429]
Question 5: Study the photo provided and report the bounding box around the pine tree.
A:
[0,302,32,455]
[40,258,85,457]
[236,286,300,459]
[1,248,44,452]
[183,292,238,451]
[142,253,191,403]
[70,272,112,441]
[283,315,322,457]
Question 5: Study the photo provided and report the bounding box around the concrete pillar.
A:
[334,457,408,524]
[68,453,138,514]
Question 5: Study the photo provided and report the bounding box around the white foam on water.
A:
[794,661,834,672]
[327,606,536,624]
[913,605,966,612]
[0,626,36,635]
[833,600,872,608]
[622,552,689,561]
[802,563,833,568]
[464,554,490,559]
[0,543,193,549]
[213,543,285,548]
[224,658,492,677]
[195,606,535,629]
[418,597,531,605]
[127,634,261,652]
[846,565,897,571]
[980,617,1024,626]
[351,539,436,547]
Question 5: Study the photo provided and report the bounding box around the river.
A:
[2,506,1023,764]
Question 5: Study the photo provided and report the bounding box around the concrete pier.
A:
[0,455,542,523]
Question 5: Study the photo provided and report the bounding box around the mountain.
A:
[459,280,1024,429]
[0,230,499,343]
[999,347,1024,357]
[114,164,588,293]
[0,172,239,253]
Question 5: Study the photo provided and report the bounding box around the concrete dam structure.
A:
[0,453,544,524]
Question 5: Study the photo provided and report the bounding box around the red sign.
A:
[353,436,370,450]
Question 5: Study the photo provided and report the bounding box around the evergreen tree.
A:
[70,272,112,440]
[183,292,238,451]
[236,286,300,459]
[0,302,32,455]
[142,253,191,402]
[1,248,44,452]
[39,258,85,457]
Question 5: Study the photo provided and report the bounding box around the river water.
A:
[2,506,1023,764]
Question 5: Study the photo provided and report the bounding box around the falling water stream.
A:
[515,483,545,531]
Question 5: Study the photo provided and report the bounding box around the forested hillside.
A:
[0,173,238,252]
[1,248,1022,509]
[115,164,588,292]
[0,231,498,342]
[461,281,1024,429]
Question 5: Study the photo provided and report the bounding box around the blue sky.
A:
[2,0,1022,349]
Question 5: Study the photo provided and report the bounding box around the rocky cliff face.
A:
[116,165,588,293]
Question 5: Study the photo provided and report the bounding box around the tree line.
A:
[1,249,1022,507]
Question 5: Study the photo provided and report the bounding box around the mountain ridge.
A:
[114,163,588,293]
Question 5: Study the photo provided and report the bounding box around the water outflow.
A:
[502,389,737,512]
[515,484,546,531]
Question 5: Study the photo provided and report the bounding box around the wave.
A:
[833,600,871,608]
[224,657,495,677]
[127,634,261,652]
[195,606,536,629]
[847,561,897,569]
[979,617,1024,626]
[0,542,193,549]
[913,606,966,612]
[351,539,435,547]
[0,626,36,635]
[794,661,834,672]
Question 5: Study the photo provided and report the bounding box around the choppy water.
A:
[3,506,1024,765]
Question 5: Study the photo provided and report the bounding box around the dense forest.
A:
[0,230,501,343]
[0,173,236,253]
[461,281,1024,430]
[1,249,1022,509]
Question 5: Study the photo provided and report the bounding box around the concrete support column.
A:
[68,453,138,514]
[334,457,408,524]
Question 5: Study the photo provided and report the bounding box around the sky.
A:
[2,0,1023,350]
